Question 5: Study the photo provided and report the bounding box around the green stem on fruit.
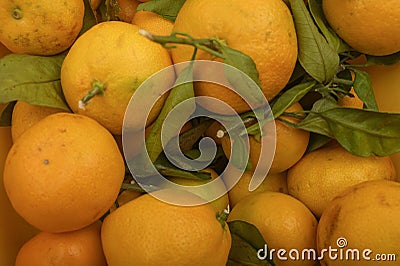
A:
[138,29,226,59]
[216,209,229,230]
[78,80,105,110]
[11,7,23,20]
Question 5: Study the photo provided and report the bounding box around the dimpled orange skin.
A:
[322,0,400,56]
[0,0,84,55]
[3,113,125,233]
[171,0,298,114]
[11,101,66,142]
[317,180,400,266]
[101,191,231,266]
[132,11,174,36]
[61,21,173,135]
[15,222,107,266]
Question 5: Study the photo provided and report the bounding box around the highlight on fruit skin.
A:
[3,113,125,233]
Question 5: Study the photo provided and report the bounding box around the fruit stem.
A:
[78,80,105,110]
[139,29,226,59]
[11,7,23,20]
[216,209,229,229]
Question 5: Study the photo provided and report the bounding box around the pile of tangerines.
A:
[1,0,400,265]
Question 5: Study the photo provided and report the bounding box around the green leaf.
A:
[308,0,351,53]
[287,61,307,85]
[137,0,186,22]
[364,51,400,66]
[289,0,340,83]
[0,54,70,111]
[349,68,378,111]
[0,101,16,127]
[179,119,214,153]
[79,0,98,36]
[227,220,275,266]
[220,45,261,88]
[306,132,332,153]
[229,133,251,171]
[219,45,265,108]
[295,101,400,156]
[145,63,195,162]
[271,81,316,118]
[154,152,211,180]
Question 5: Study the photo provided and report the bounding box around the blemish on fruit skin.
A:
[324,204,342,247]
[43,159,49,165]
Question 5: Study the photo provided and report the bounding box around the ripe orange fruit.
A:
[317,180,400,266]
[228,192,318,266]
[101,190,231,266]
[117,0,140,23]
[322,0,400,56]
[226,168,288,208]
[110,190,143,212]
[11,101,66,142]
[15,221,107,266]
[365,60,400,178]
[171,0,298,114]
[0,0,84,55]
[0,41,11,58]
[3,113,125,232]
[222,102,309,174]
[287,142,396,217]
[61,21,174,135]
[132,11,174,36]
[338,88,364,109]
[0,125,39,266]
[89,0,102,10]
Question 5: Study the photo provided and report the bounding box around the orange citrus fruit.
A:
[11,101,66,142]
[132,10,174,36]
[89,0,102,10]
[225,168,288,208]
[338,87,364,109]
[3,113,125,232]
[0,0,84,55]
[317,180,400,266]
[228,191,318,266]
[287,142,396,217]
[0,125,39,265]
[61,21,174,135]
[222,102,309,174]
[15,221,107,266]
[110,190,143,212]
[117,0,140,23]
[365,60,400,178]
[171,0,298,114]
[0,41,11,58]
[101,190,231,266]
[322,0,400,56]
